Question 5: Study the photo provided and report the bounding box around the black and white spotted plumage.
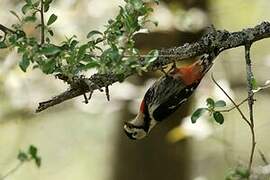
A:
[124,52,217,140]
[146,75,199,121]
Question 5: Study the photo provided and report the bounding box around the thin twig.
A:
[219,98,248,112]
[245,43,256,173]
[88,91,93,100]
[259,150,269,165]
[0,162,23,180]
[211,73,251,127]
[40,0,45,44]
[212,71,257,177]
[83,93,88,104]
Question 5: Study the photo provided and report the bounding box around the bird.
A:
[124,52,217,140]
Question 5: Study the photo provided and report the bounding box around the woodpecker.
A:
[124,52,217,140]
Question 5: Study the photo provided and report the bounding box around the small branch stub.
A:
[105,86,110,101]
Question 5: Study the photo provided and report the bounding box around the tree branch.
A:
[0,24,15,43]
[245,43,256,173]
[35,21,270,112]
[0,24,15,34]
[40,0,45,44]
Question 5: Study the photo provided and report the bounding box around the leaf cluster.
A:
[225,165,250,180]
[191,97,226,124]
[0,0,160,80]
[17,145,42,168]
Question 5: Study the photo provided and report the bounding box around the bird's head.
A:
[124,109,157,140]
[124,122,148,140]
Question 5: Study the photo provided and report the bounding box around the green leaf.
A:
[34,157,42,168]
[17,151,28,162]
[28,145,37,158]
[131,0,144,10]
[8,34,18,44]
[206,98,215,109]
[40,59,56,74]
[213,111,224,124]
[235,166,250,178]
[22,4,32,14]
[70,40,79,48]
[215,100,226,107]
[116,73,125,82]
[94,37,104,45]
[145,49,159,65]
[83,61,99,69]
[19,54,30,72]
[87,30,103,39]
[77,44,88,60]
[0,42,8,49]
[10,10,21,21]
[40,45,61,56]
[226,166,250,179]
[191,108,208,123]
[225,169,239,180]
[44,4,50,12]
[33,0,40,8]
[251,77,258,90]
[47,14,57,26]
[44,0,53,12]
[25,0,32,4]
[48,29,54,36]
[24,15,37,22]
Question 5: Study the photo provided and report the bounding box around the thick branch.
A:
[33,21,270,112]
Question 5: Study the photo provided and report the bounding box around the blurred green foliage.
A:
[18,145,41,168]
[0,0,160,80]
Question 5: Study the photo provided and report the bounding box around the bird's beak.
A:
[123,127,137,140]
